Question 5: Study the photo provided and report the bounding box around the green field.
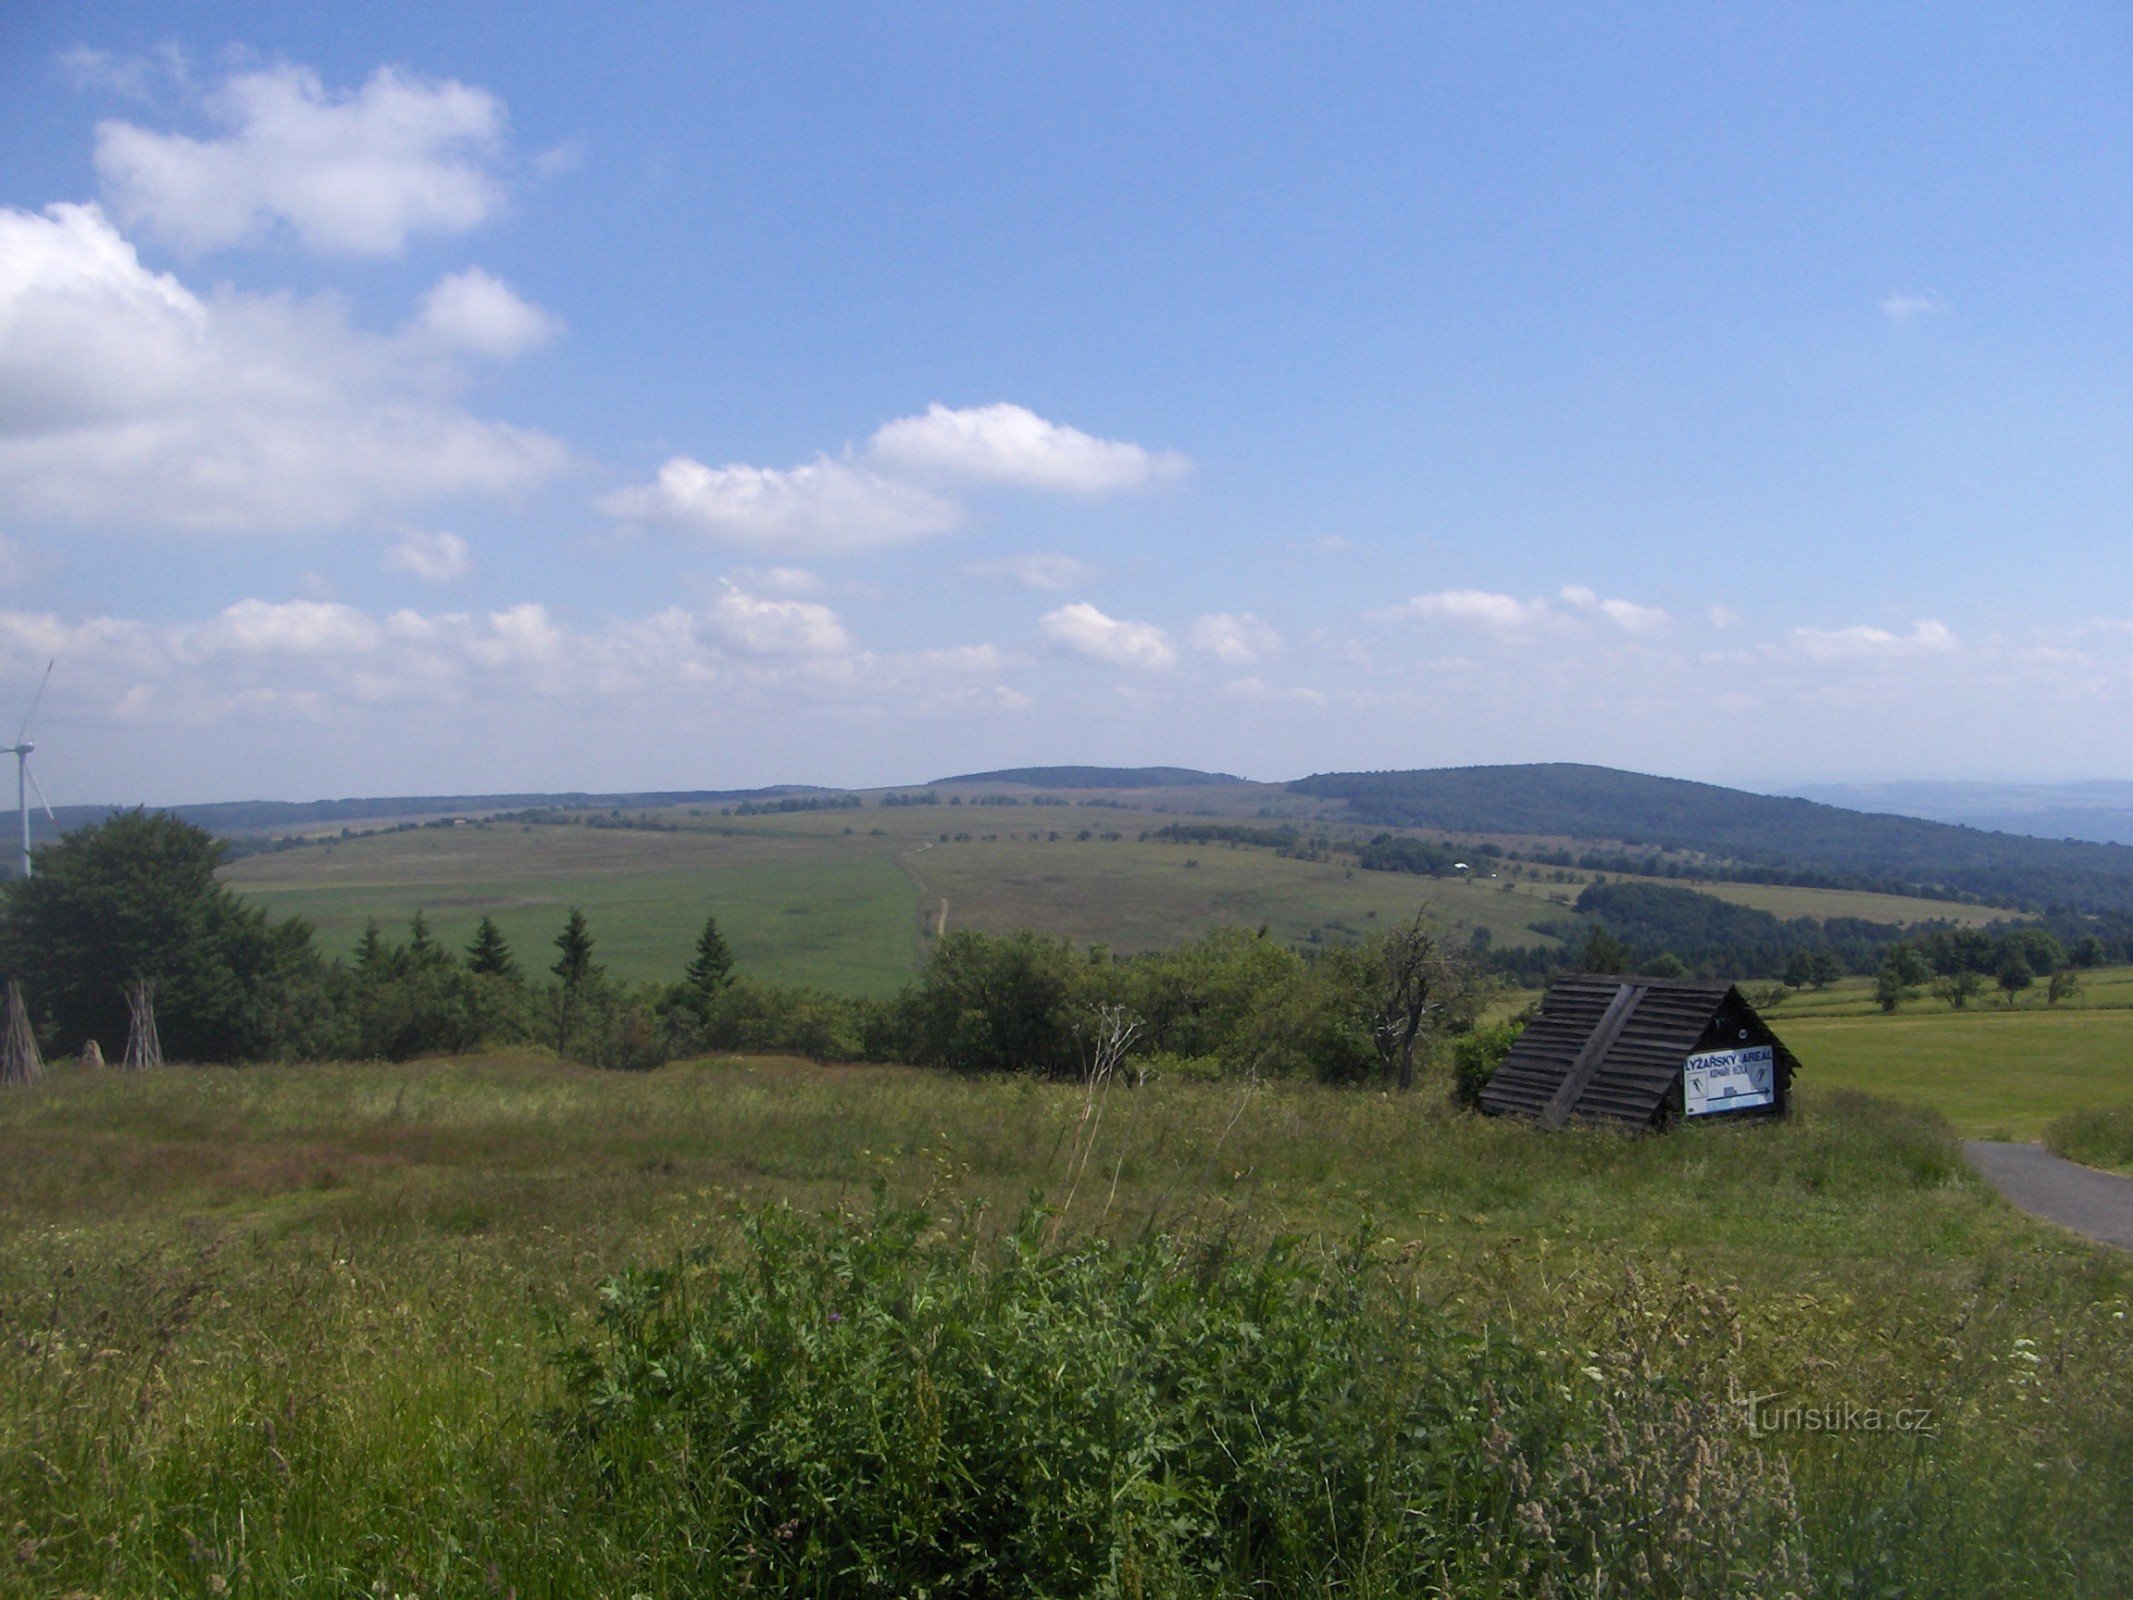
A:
[223,799,2010,992]
[1787,1006,2133,1138]
[224,819,925,994]
[0,1057,2126,1595]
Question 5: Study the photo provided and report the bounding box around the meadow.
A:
[221,796,2007,992]
[0,1055,2127,1596]
[1756,970,2133,1139]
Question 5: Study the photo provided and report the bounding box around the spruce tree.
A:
[408,910,444,965]
[551,909,603,1052]
[684,914,735,1006]
[354,919,387,973]
[466,915,519,979]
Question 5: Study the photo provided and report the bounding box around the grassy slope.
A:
[0,1059,2126,1595]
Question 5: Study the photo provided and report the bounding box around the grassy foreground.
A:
[1,1057,2128,1596]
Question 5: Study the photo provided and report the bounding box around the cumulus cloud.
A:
[703,587,851,655]
[602,455,961,553]
[417,268,559,357]
[92,62,510,255]
[1040,602,1177,669]
[1559,585,1668,633]
[1385,589,1551,631]
[190,597,379,658]
[1788,619,1957,661]
[385,527,472,582]
[1189,612,1280,665]
[0,593,1032,761]
[870,402,1185,493]
[966,551,1097,591]
[0,202,570,532]
[465,602,566,669]
[1880,291,1948,323]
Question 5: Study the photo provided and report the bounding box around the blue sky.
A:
[2,3,2131,803]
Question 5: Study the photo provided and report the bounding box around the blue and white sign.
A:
[1683,1044,1775,1116]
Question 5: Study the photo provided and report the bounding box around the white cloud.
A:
[967,551,1096,591]
[93,62,509,255]
[1559,585,1668,633]
[1788,619,1957,661]
[385,527,472,582]
[870,402,1185,493]
[603,454,960,554]
[0,202,569,532]
[1189,612,1280,665]
[1707,603,1741,628]
[465,603,566,670]
[191,598,380,658]
[1040,602,1177,669]
[1386,589,1551,631]
[704,587,851,655]
[417,268,559,358]
[1880,291,1948,323]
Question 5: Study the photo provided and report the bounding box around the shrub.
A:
[2044,1107,2133,1172]
[1453,1017,1526,1110]
[556,1199,1807,1598]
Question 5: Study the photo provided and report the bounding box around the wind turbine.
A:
[7,662,55,880]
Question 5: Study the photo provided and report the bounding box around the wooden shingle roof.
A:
[1480,973,1798,1129]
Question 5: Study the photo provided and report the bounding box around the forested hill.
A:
[1289,763,2133,914]
[930,766,1245,789]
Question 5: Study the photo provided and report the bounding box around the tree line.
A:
[0,812,1490,1086]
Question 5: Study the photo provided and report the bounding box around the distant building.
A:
[1480,974,1798,1130]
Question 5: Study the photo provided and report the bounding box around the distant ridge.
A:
[1791,780,2133,847]
[1289,763,2133,914]
[29,786,837,842]
[928,765,1246,789]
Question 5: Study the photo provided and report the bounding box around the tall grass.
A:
[0,1056,2127,1596]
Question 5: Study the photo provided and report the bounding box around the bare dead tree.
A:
[1371,908,1482,1092]
[1,979,43,1087]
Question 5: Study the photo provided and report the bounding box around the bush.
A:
[1452,1017,1526,1110]
[557,1199,1806,1598]
[2044,1107,2133,1172]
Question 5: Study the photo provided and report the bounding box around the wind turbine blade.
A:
[25,765,55,827]
[14,660,51,746]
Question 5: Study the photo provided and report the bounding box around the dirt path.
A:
[898,842,949,941]
[1964,1141,2133,1252]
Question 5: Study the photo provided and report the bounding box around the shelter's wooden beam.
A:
[1539,981,1647,1129]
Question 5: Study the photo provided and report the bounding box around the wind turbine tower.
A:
[8,662,55,881]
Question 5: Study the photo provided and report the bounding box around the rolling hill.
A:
[1288,764,2133,914]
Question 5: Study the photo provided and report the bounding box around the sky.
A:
[3,3,2133,805]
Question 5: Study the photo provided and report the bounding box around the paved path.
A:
[1964,1141,2133,1252]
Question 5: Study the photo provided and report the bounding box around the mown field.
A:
[222,797,2006,992]
[0,1058,2126,1596]
[1752,969,2133,1139]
